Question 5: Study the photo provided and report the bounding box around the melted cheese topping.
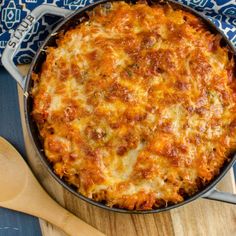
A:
[31,1,236,210]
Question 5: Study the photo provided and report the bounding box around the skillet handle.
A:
[1,5,72,89]
[202,188,236,204]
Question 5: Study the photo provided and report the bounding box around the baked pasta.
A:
[31,1,236,210]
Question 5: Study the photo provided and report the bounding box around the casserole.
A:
[2,0,236,213]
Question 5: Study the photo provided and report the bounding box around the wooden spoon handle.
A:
[1,167,105,236]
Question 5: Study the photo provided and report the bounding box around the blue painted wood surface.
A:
[0,67,41,236]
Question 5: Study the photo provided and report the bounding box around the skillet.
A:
[2,0,236,213]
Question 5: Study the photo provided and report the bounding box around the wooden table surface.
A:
[16,65,236,236]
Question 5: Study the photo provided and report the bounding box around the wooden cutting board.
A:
[17,65,236,236]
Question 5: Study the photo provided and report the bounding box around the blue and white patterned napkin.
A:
[0,0,235,65]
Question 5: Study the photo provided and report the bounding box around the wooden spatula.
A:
[0,137,105,236]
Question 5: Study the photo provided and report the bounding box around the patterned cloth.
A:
[0,0,235,65]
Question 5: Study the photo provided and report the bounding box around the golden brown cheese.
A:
[31,1,236,210]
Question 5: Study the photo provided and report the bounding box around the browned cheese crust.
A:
[31,1,236,210]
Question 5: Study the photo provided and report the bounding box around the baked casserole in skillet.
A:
[31,1,236,210]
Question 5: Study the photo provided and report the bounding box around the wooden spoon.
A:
[0,137,105,236]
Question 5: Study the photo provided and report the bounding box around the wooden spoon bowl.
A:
[0,138,27,201]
